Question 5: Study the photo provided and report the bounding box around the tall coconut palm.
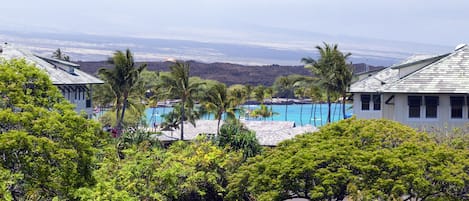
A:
[264,87,275,121]
[302,43,350,123]
[160,61,203,140]
[99,49,147,135]
[335,60,353,119]
[203,82,235,134]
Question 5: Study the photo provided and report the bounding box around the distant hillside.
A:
[78,61,383,86]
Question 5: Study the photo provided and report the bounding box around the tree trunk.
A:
[118,98,128,137]
[217,117,222,135]
[285,97,288,121]
[332,101,337,122]
[319,102,323,126]
[180,101,185,141]
[327,91,331,123]
[115,99,121,127]
[300,102,304,126]
[342,93,346,120]
[271,98,274,121]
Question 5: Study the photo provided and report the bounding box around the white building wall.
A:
[354,93,469,130]
[353,93,382,119]
[389,94,468,130]
[59,85,94,118]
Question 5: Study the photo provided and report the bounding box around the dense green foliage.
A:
[5,47,469,201]
[77,140,243,201]
[216,121,263,160]
[0,59,102,200]
[227,118,469,201]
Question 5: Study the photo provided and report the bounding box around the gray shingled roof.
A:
[383,46,469,93]
[349,66,399,93]
[153,120,318,146]
[0,44,103,85]
[350,54,448,93]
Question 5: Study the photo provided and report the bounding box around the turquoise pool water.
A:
[146,103,352,127]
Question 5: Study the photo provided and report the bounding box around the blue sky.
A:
[2,0,468,46]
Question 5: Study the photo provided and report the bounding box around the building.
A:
[350,44,469,130]
[154,120,318,146]
[0,43,104,118]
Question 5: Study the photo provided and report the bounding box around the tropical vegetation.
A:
[97,49,147,135]
[5,44,469,201]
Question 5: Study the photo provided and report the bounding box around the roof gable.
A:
[383,46,469,93]
[0,44,103,85]
[350,53,450,93]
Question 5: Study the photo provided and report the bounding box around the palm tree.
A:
[228,85,247,119]
[160,61,203,140]
[264,87,275,121]
[203,82,235,134]
[307,84,322,127]
[274,75,302,121]
[253,85,266,104]
[52,48,70,61]
[250,104,278,120]
[294,87,306,126]
[302,43,351,123]
[99,49,147,135]
[243,84,253,118]
[336,61,353,119]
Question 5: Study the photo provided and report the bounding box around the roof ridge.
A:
[382,48,463,92]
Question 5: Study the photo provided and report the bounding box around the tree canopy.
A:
[227,118,469,201]
[0,59,102,200]
[98,49,147,134]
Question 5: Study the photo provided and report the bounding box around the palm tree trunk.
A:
[331,102,337,122]
[319,102,323,126]
[342,93,346,120]
[180,101,185,141]
[118,98,128,136]
[270,97,274,121]
[115,99,121,127]
[327,91,331,124]
[162,106,166,124]
[309,103,313,125]
[285,97,288,121]
[313,103,317,127]
[217,117,222,135]
[300,103,304,126]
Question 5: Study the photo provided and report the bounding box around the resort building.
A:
[0,43,103,118]
[350,44,469,130]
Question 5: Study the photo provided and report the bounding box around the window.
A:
[408,96,422,118]
[373,95,381,110]
[424,96,438,118]
[361,95,370,110]
[450,96,464,119]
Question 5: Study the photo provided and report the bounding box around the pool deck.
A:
[151,120,318,146]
